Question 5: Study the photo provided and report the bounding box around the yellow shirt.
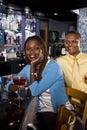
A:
[56,52,87,93]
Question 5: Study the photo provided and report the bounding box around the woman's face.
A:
[25,39,42,62]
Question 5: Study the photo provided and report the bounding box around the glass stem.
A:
[18,88,21,108]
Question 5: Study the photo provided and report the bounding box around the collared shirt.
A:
[56,52,87,93]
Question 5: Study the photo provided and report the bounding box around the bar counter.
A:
[0,57,29,129]
[0,58,27,76]
[0,90,31,130]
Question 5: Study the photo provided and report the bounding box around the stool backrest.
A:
[55,105,76,130]
[66,87,87,127]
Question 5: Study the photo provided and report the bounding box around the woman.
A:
[6,35,69,130]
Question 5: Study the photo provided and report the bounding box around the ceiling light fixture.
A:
[71,9,79,15]
[54,13,58,16]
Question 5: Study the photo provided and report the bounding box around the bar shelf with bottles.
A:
[0,5,37,62]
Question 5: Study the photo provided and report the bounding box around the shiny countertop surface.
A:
[0,57,26,63]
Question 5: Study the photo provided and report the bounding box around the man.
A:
[56,31,87,93]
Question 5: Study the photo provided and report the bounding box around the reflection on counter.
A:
[0,91,31,130]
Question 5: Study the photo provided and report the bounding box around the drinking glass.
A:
[84,73,87,83]
[13,74,26,108]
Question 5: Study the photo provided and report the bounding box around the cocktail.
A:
[84,73,87,83]
[13,75,26,108]
[13,76,26,86]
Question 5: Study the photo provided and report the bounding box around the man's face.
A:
[65,33,82,56]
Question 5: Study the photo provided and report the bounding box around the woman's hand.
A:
[9,84,25,91]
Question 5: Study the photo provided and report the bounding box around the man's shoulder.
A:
[56,55,68,62]
[80,52,87,59]
[82,52,87,56]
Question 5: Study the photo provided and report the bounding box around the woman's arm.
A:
[6,65,30,92]
[29,60,63,96]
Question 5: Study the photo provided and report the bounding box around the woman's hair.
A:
[24,35,48,81]
[24,35,48,62]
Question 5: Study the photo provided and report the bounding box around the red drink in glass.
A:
[13,77,26,85]
[84,76,87,83]
[13,75,26,105]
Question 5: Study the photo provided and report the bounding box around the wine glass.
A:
[84,73,87,83]
[13,74,26,108]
